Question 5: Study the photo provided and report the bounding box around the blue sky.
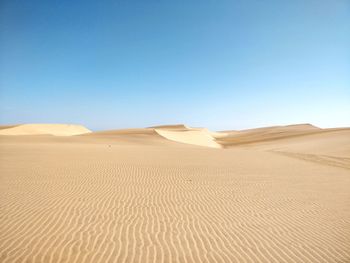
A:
[1,0,349,131]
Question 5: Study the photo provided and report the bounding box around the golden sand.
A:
[1,124,349,262]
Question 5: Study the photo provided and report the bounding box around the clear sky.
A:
[1,0,349,131]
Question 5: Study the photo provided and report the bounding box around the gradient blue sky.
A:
[1,0,349,131]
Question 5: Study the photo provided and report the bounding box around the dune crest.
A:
[149,124,190,130]
[0,124,91,136]
[154,126,222,148]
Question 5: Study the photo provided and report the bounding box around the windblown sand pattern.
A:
[1,124,350,263]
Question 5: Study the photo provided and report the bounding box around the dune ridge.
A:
[149,124,190,130]
[217,124,338,146]
[0,125,20,130]
[81,124,224,148]
[1,123,349,152]
[154,125,222,148]
[0,124,91,136]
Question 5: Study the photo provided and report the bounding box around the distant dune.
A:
[149,124,190,130]
[0,124,91,136]
[1,123,349,151]
[82,125,223,148]
[1,122,350,262]
[217,123,325,146]
[155,127,222,148]
[81,128,179,146]
[0,125,20,130]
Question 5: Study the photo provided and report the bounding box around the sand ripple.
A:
[1,139,350,263]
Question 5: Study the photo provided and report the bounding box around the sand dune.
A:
[0,125,20,130]
[241,129,350,170]
[0,124,91,136]
[81,128,183,146]
[83,125,223,148]
[239,128,350,155]
[154,126,222,148]
[216,123,325,146]
[149,124,190,130]
[1,123,350,262]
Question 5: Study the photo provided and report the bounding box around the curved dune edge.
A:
[0,124,91,136]
[149,124,190,130]
[155,128,222,148]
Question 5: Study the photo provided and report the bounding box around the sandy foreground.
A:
[0,124,350,263]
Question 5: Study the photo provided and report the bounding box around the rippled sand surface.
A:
[1,125,350,263]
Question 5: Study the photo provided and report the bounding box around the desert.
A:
[1,123,349,262]
[2,0,349,262]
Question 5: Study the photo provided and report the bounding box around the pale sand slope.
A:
[216,123,322,146]
[0,124,91,136]
[218,124,350,170]
[151,124,228,138]
[154,128,222,148]
[86,124,223,148]
[231,128,350,170]
[0,125,20,130]
[81,128,183,146]
[1,124,350,263]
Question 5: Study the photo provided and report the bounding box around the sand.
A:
[1,123,350,263]
[0,124,91,136]
[154,127,222,148]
